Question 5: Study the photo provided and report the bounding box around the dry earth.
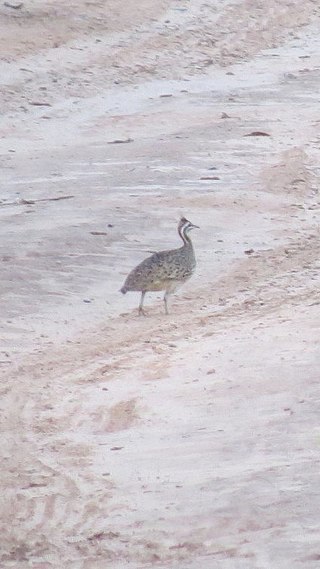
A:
[0,1,320,568]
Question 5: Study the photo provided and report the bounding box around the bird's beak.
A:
[190,223,200,230]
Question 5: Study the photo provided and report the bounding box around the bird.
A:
[120,217,199,315]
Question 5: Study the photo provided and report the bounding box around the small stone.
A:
[244,131,270,137]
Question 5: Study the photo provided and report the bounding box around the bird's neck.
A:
[179,227,192,247]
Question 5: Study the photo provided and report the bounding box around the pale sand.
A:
[0,1,320,568]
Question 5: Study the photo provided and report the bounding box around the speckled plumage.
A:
[120,217,198,315]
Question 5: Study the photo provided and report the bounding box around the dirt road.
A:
[1,1,320,568]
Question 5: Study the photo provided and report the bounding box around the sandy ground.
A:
[1,1,320,568]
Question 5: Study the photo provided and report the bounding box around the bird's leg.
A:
[138,291,146,316]
[163,291,170,315]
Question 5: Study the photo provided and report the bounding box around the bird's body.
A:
[120,217,198,315]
